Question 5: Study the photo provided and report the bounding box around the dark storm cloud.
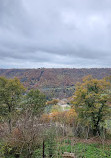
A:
[0,0,111,68]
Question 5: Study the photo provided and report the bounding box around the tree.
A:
[0,77,25,133]
[25,89,46,117]
[72,75,111,136]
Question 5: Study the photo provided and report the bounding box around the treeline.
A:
[0,68,111,98]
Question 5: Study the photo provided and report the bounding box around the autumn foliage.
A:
[41,109,77,126]
[72,75,111,136]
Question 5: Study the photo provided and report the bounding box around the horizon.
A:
[0,67,111,70]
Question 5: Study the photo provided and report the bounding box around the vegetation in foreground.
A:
[0,75,111,157]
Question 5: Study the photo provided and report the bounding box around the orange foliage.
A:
[41,109,77,126]
[40,114,51,123]
[0,68,110,90]
[0,68,111,98]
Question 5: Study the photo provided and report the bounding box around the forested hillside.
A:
[0,68,111,98]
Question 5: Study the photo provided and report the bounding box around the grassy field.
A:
[1,136,111,158]
[32,139,111,158]
[60,142,111,158]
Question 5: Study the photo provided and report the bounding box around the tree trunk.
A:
[8,104,12,133]
[93,125,100,136]
[8,118,12,133]
[43,140,45,158]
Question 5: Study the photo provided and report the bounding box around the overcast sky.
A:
[0,0,111,68]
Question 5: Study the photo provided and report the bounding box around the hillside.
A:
[0,68,111,98]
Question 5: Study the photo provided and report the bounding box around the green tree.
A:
[72,75,111,136]
[25,89,46,116]
[0,77,25,133]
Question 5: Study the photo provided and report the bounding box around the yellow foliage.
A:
[72,75,111,134]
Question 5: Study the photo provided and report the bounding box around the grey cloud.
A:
[0,0,111,68]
